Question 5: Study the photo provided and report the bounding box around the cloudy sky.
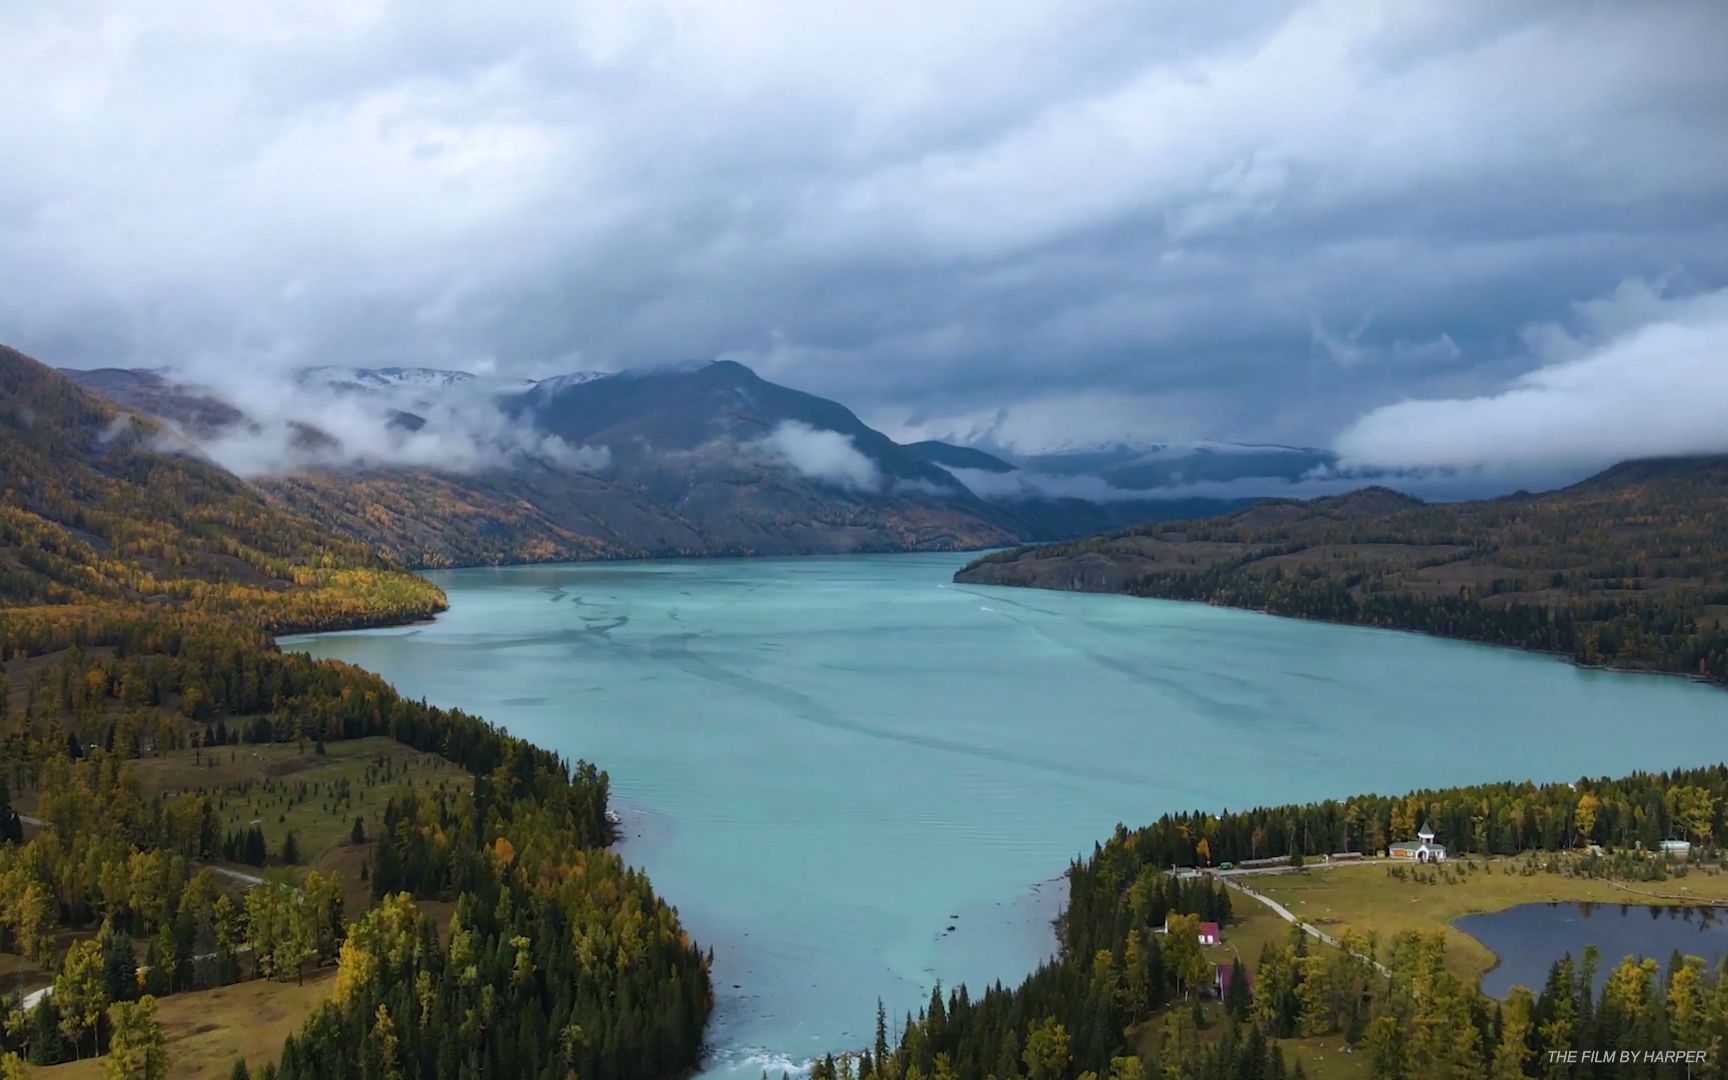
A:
[3,0,1726,469]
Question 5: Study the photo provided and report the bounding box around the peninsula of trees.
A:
[957,458,1728,683]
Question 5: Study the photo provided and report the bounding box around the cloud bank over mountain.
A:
[3,2,1725,456]
[1336,283,1728,473]
[130,366,613,477]
[752,422,883,492]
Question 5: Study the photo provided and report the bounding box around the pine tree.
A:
[101,929,139,1004]
[874,999,888,1066]
[1225,957,1251,1020]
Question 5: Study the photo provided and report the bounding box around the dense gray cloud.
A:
[2,1,1725,456]
[1336,282,1728,472]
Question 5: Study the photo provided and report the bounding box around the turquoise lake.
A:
[285,552,1728,1077]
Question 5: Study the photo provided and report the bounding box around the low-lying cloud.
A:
[752,421,881,492]
[1335,284,1728,472]
[152,368,611,477]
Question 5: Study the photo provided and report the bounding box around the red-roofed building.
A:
[1159,918,1225,946]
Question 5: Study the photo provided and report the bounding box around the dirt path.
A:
[1219,874,1392,978]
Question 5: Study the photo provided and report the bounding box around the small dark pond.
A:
[1457,902,1728,997]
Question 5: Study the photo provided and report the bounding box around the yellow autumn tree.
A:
[105,995,167,1080]
[1574,792,1600,846]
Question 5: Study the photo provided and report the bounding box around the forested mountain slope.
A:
[0,345,445,633]
[0,347,712,1077]
[958,458,1728,681]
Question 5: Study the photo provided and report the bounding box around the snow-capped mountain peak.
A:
[529,371,614,396]
[299,366,616,400]
[300,365,480,391]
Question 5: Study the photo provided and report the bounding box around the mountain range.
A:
[57,355,1264,567]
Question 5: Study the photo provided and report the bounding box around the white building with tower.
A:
[1389,823,1447,863]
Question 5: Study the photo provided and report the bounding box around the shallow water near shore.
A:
[286,551,1728,1077]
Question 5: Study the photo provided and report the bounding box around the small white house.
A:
[1389,824,1448,863]
[1660,839,1692,860]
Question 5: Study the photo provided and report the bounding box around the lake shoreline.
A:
[396,542,1009,575]
[954,575,1728,692]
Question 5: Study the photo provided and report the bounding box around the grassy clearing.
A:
[14,736,470,879]
[1250,858,1728,983]
[124,735,471,875]
[41,972,335,1080]
[1277,1033,1370,1080]
[1207,891,1295,971]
